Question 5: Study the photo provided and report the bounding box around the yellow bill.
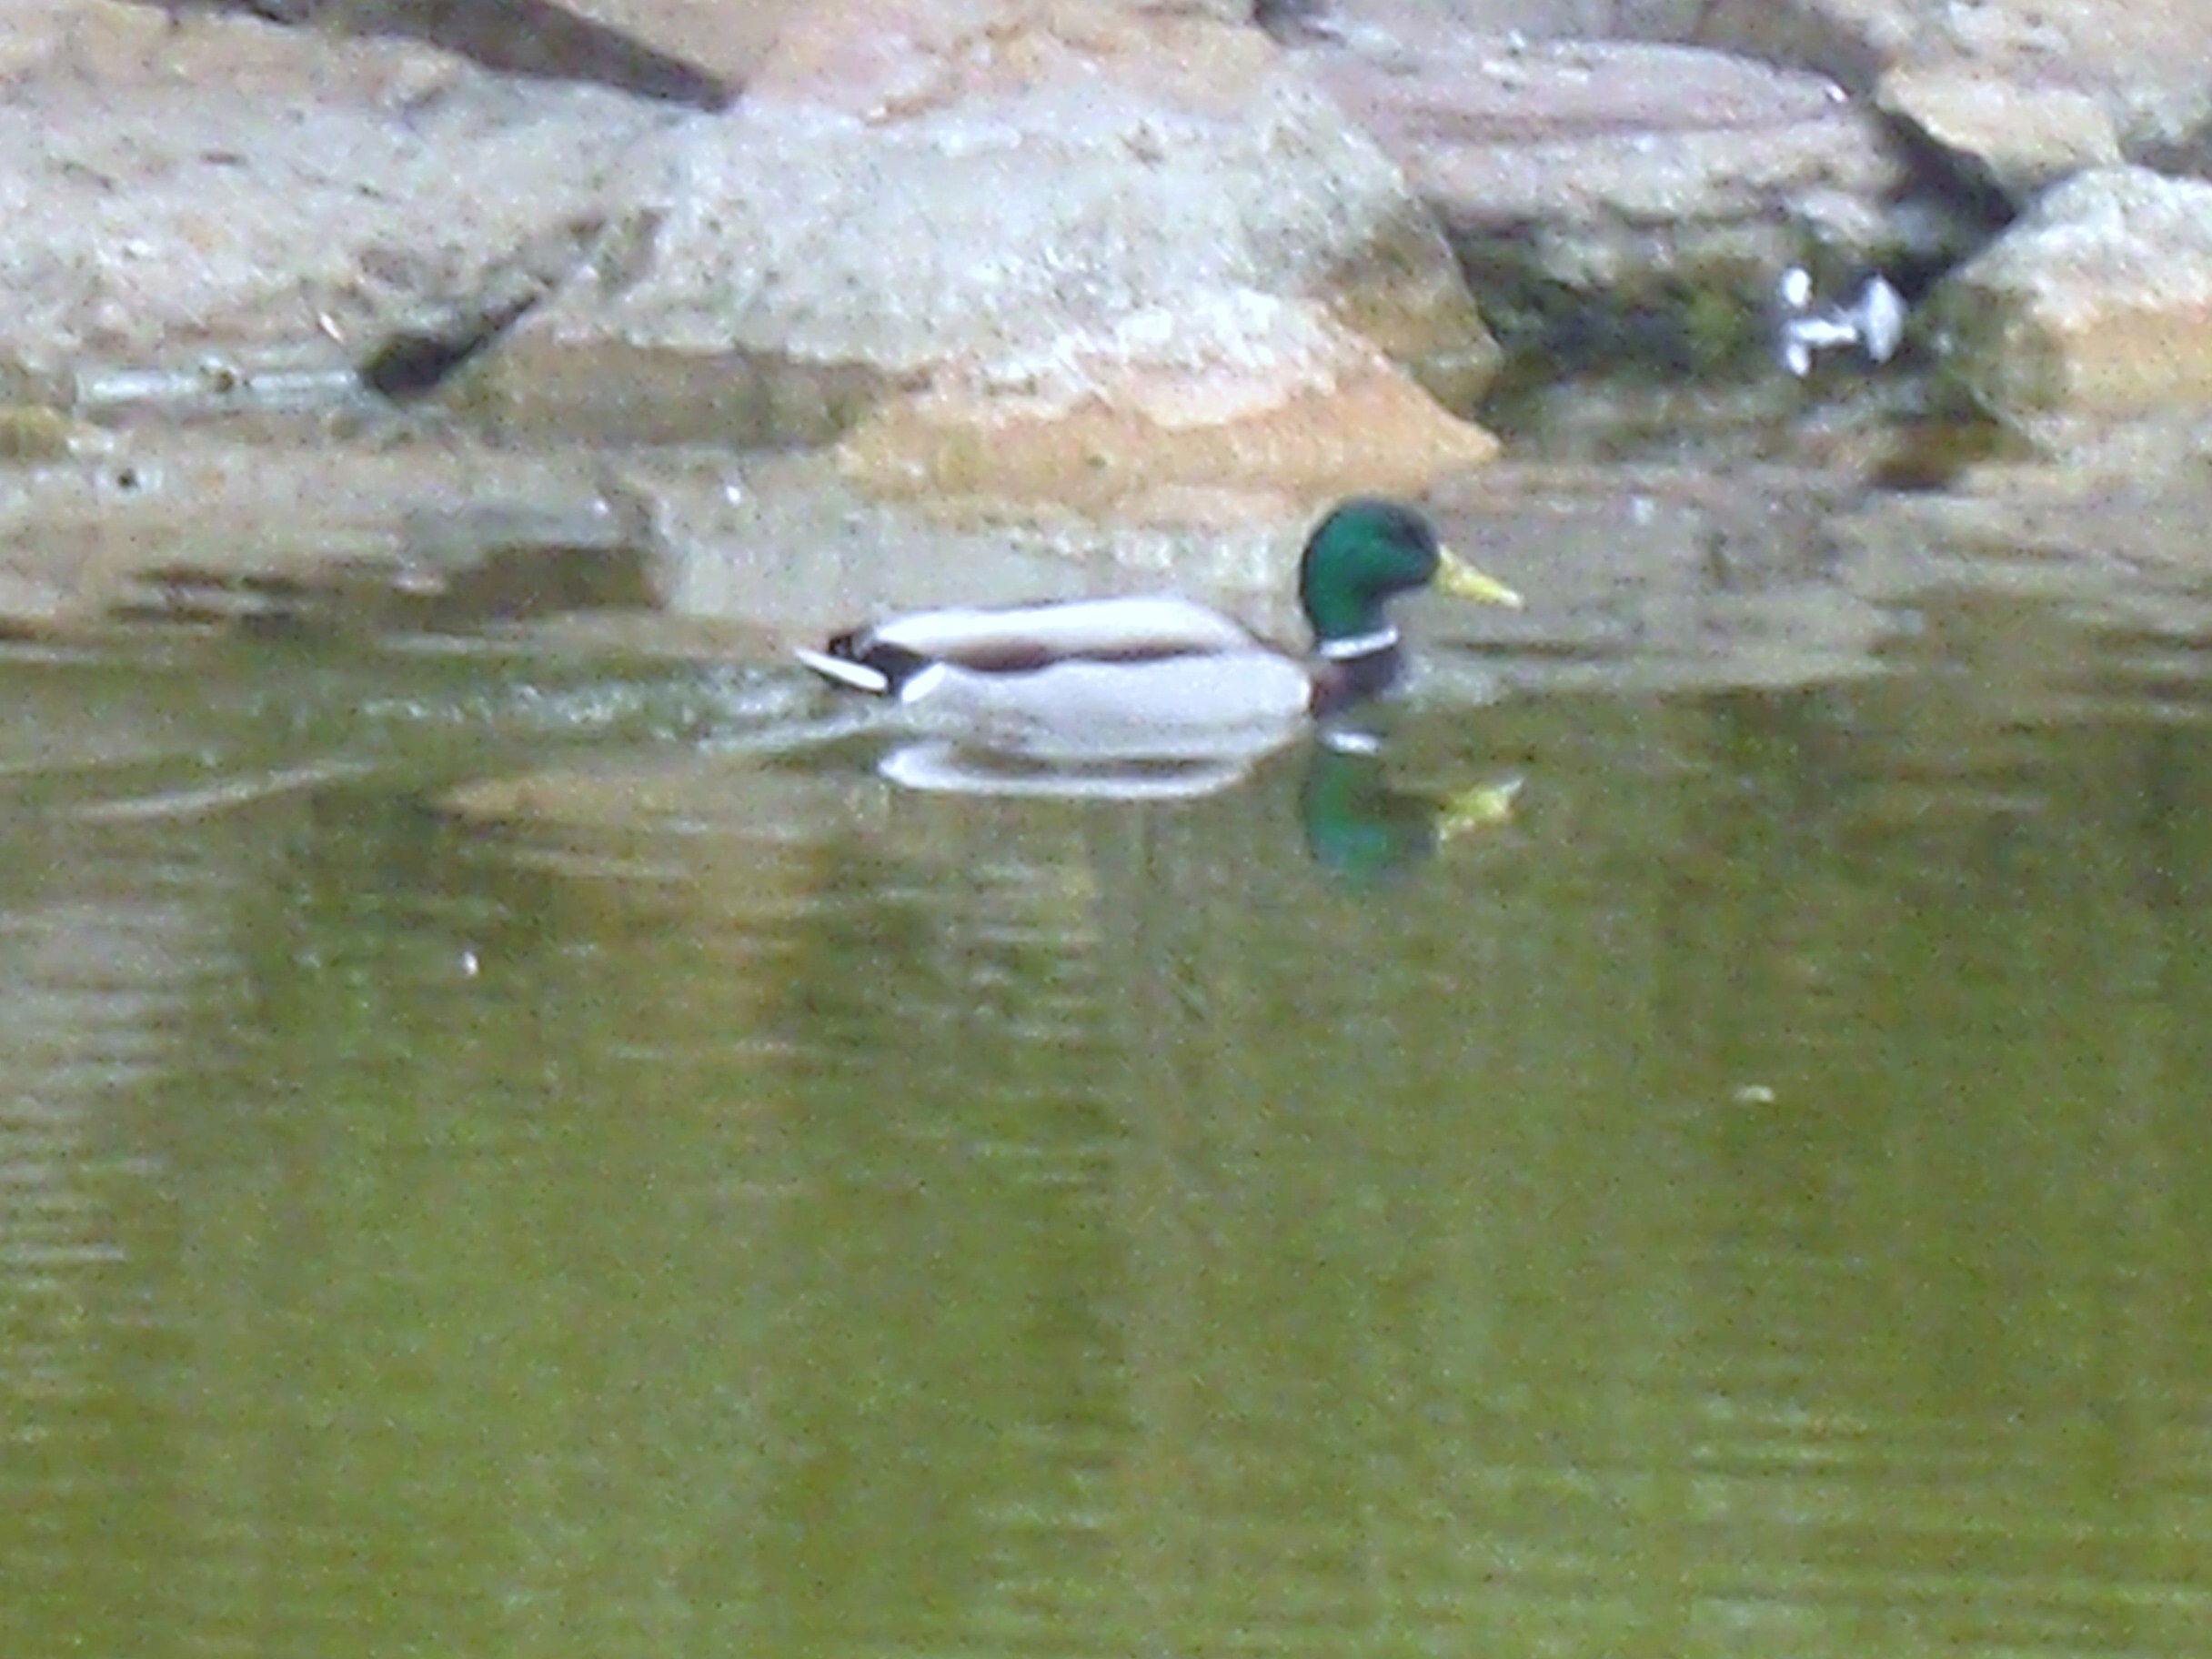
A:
[1437,776,1524,843]
[1435,546,1523,608]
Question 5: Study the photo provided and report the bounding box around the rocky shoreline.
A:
[7,0,2212,631]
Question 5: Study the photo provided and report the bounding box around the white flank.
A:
[906,651,1311,763]
[874,596,1260,660]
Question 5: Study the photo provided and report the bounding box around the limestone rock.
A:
[1933,166,2212,431]
[1692,0,2212,162]
[0,1,678,396]
[1876,69,2119,205]
[485,0,1500,502]
[1265,1,2212,170]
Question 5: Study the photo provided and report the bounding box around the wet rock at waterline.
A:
[831,291,1498,517]
[0,437,659,636]
[475,0,1502,501]
[1931,168,2212,439]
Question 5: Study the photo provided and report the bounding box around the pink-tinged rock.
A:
[1286,19,1921,291]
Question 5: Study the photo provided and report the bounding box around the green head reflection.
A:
[1299,738,1521,884]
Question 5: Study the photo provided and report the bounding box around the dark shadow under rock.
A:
[151,0,733,109]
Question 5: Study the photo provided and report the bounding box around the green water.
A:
[4,598,2212,1659]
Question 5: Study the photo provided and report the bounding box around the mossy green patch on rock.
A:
[1460,254,1780,381]
[0,405,80,463]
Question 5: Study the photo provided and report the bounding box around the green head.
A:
[1297,497,1521,647]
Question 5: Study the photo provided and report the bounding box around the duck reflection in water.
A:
[1297,736,1521,884]
[858,731,1521,884]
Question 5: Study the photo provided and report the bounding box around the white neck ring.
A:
[1317,627,1399,661]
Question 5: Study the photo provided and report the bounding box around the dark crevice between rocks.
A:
[1875,116,2023,242]
[1455,207,2011,480]
[1252,0,1327,39]
[156,0,734,111]
[359,297,536,400]
[359,215,608,401]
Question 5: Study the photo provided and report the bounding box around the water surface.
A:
[4,564,2212,1658]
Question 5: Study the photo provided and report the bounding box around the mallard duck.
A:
[794,498,1521,762]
